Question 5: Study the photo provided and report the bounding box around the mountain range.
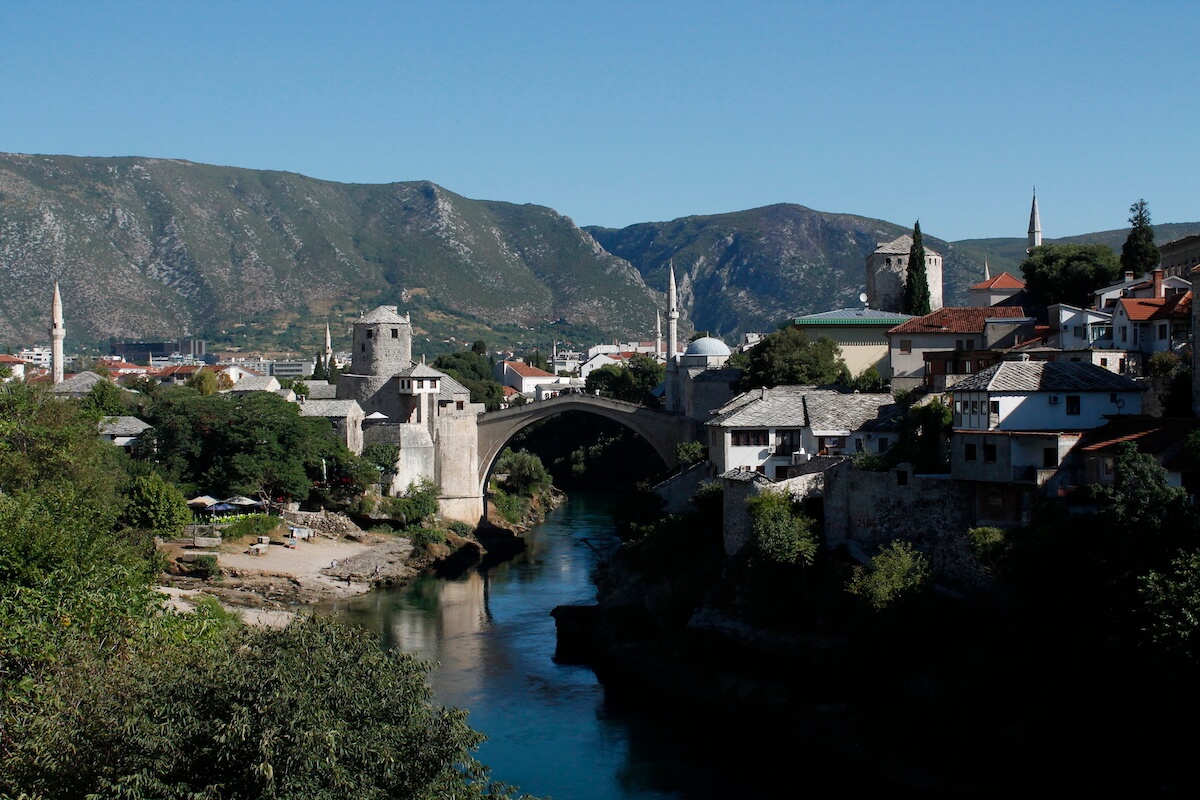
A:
[2,153,1197,356]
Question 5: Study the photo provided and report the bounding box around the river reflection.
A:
[323,494,824,799]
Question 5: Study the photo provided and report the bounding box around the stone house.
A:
[887,306,1033,390]
[298,399,365,455]
[706,385,897,481]
[968,271,1025,308]
[949,359,1144,526]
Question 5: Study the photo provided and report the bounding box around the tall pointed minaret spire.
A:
[1028,188,1042,251]
[323,323,333,368]
[984,257,991,281]
[50,282,65,384]
[655,310,662,360]
[667,264,679,364]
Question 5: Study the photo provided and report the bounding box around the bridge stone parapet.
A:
[476,395,697,491]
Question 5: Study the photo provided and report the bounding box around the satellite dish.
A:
[859,292,868,303]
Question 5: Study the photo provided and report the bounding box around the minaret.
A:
[50,282,65,384]
[667,265,678,363]
[323,323,333,368]
[1028,189,1042,251]
[983,257,991,281]
[655,311,662,360]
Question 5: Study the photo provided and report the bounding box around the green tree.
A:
[312,353,329,382]
[738,327,849,390]
[185,367,218,396]
[122,472,192,537]
[585,354,664,404]
[746,490,818,566]
[1121,198,1159,277]
[495,448,551,497]
[434,350,505,410]
[1141,548,1200,659]
[471,340,487,356]
[903,220,931,315]
[81,378,126,416]
[847,540,931,610]
[1020,243,1121,308]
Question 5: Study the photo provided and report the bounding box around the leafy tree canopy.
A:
[433,351,504,411]
[1020,243,1121,308]
[738,327,849,390]
[1121,198,1159,276]
[584,354,664,404]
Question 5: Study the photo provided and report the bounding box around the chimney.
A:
[1153,267,1164,298]
[1124,270,1134,282]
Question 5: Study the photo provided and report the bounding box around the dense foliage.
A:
[0,380,528,800]
[1120,198,1159,276]
[433,349,505,410]
[1020,243,1122,308]
[736,327,849,390]
[584,354,664,404]
[846,541,931,610]
[746,490,817,567]
[139,387,371,501]
[903,221,931,316]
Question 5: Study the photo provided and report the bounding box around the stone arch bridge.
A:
[476,394,696,492]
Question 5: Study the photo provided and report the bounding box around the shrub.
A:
[448,520,475,537]
[494,449,550,496]
[411,528,448,549]
[384,479,440,530]
[675,441,706,466]
[852,451,889,472]
[746,490,817,566]
[490,489,527,525]
[122,473,192,537]
[968,526,1006,560]
[191,554,220,579]
[221,514,281,541]
[847,540,931,610]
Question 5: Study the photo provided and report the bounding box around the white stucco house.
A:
[706,385,897,481]
[949,358,1144,525]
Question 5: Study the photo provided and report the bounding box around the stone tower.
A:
[865,235,943,313]
[336,306,414,418]
[50,282,65,384]
[1028,190,1042,251]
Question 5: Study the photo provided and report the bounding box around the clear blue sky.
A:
[3,0,1195,241]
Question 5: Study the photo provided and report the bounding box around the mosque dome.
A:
[684,336,731,357]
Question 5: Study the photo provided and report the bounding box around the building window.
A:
[1074,326,1084,339]
[971,400,979,415]
[456,400,464,410]
[1159,324,1168,341]
[984,443,997,463]
[1100,358,1108,367]
[1043,447,1057,469]
[777,429,802,453]
[392,328,399,339]
[877,437,889,452]
[989,400,999,415]
[732,430,769,447]
[1121,327,1127,342]
[899,339,912,354]
[855,438,865,452]
[966,339,975,350]
[1066,395,1081,415]
[360,343,366,352]
[366,330,373,339]
[954,400,962,414]
[965,443,977,461]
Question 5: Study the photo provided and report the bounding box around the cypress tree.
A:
[1121,199,1159,276]
[903,221,931,316]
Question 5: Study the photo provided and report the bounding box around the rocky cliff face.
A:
[0,154,662,349]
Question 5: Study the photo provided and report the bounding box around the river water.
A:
[324,493,799,799]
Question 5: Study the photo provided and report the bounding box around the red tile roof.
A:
[0,354,31,364]
[503,360,556,378]
[1116,297,1168,322]
[889,306,1028,335]
[1149,290,1191,321]
[970,271,1025,290]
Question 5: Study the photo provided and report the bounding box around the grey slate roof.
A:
[230,375,281,393]
[873,234,941,258]
[304,382,339,399]
[707,385,895,433]
[99,416,151,436]
[358,306,410,324]
[50,371,105,396]
[298,399,362,419]
[692,368,743,384]
[438,374,471,400]
[950,360,1144,393]
[396,362,445,379]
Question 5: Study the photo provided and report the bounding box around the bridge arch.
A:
[475,394,695,494]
